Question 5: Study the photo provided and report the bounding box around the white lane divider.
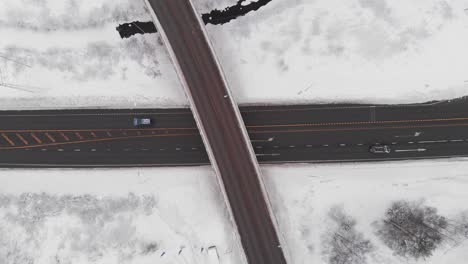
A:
[256,153,281,157]
[418,140,448,144]
[395,148,427,153]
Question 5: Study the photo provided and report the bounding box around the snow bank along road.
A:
[1,98,468,166]
[144,0,287,264]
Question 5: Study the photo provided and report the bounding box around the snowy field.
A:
[265,159,468,264]
[1,0,468,109]
[2,160,468,263]
[0,167,244,264]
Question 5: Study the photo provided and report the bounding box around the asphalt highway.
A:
[1,97,468,166]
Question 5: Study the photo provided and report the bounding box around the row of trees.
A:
[322,201,468,264]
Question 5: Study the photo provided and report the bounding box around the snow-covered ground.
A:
[201,0,468,104]
[1,0,468,109]
[264,159,468,264]
[0,0,186,109]
[2,160,468,264]
[0,167,244,264]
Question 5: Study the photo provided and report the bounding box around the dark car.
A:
[133,117,152,127]
[369,145,391,154]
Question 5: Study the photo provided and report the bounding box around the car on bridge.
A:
[369,145,391,154]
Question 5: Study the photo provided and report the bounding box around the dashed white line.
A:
[450,139,463,142]
[74,149,81,152]
[273,146,279,148]
[57,149,64,152]
[91,149,97,152]
[306,145,312,147]
[176,148,181,151]
[418,140,448,144]
[357,143,364,146]
[323,144,329,147]
[191,147,198,150]
[289,145,295,148]
[339,144,346,147]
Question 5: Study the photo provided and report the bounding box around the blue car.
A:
[133,117,152,127]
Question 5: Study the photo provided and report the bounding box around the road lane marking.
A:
[30,133,42,144]
[450,139,463,142]
[418,140,448,144]
[75,132,83,140]
[248,122,468,135]
[90,132,97,138]
[2,116,468,134]
[1,133,15,146]
[106,131,112,137]
[45,133,56,143]
[248,116,468,129]
[60,132,69,141]
[16,133,28,145]
[395,148,427,152]
[0,133,198,150]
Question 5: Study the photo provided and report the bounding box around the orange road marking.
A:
[0,127,197,133]
[247,117,468,128]
[0,116,468,134]
[45,133,56,143]
[1,133,15,146]
[30,133,42,144]
[16,133,29,145]
[249,122,468,134]
[75,132,83,140]
[0,132,199,150]
[60,132,69,141]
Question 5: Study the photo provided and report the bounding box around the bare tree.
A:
[322,206,374,264]
[375,200,447,259]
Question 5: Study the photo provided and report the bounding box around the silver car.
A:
[369,145,391,154]
[133,117,152,127]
